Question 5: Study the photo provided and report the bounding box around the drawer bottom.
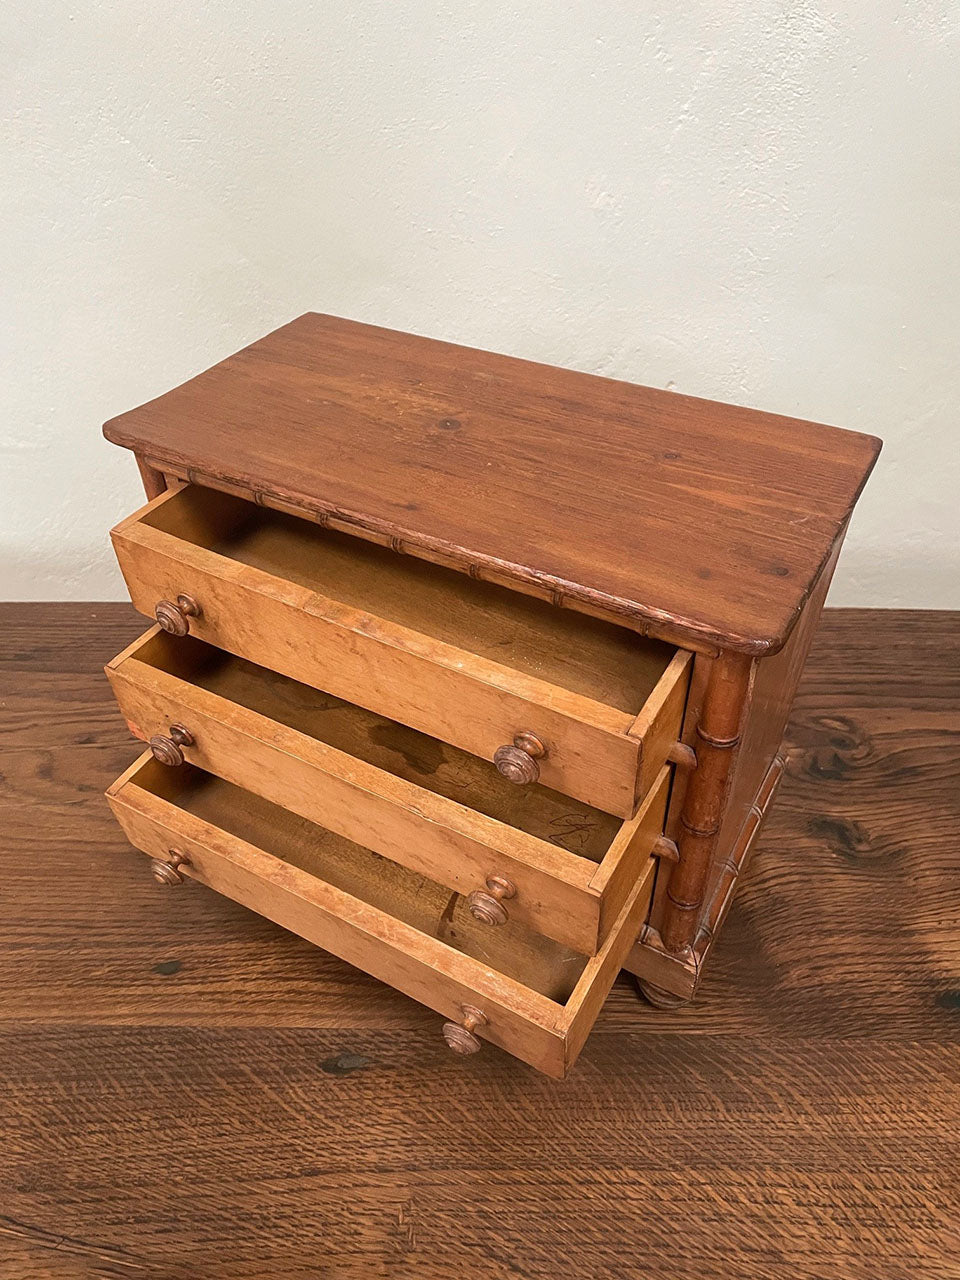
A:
[107,753,662,1075]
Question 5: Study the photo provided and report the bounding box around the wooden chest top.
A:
[103,312,880,655]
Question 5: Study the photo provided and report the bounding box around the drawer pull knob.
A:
[467,874,517,926]
[442,1004,487,1056]
[667,741,698,770]
[493,732,545,785]
[148,724,195,768]
[150,849,191,886]
[155,594,201,637]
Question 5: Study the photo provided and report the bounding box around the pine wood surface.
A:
[2,603,957,1279]
[112,485,674,818]
[107,628,669,956]
[102,313,881,654]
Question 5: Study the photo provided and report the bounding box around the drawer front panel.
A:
[107,755,658,1077]
[107,630,671,956]
[112,516,647,817]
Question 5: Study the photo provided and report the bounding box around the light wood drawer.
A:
[107,627,672,956]
[107,753,664,1078]
[111,484,692,819]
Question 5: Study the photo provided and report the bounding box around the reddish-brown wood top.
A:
[103,313,881,654]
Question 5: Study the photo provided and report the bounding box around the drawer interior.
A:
[125,630,624,858]
[131,757,589,1003]
[141,485,675,715]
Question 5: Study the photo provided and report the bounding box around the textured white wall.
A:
[3,3,958,604]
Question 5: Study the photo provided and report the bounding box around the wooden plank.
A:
[107,640,617,955]
[115,484,677,719]
[561,857,658,1073]
[108,758,571,1077]
[103,313,882,655]
[3,604,960,1280]
[107,752,660,1078]
[157,458,723,656]
[589,767,670,943]
[628,648,693,804]
[111,496,648,816]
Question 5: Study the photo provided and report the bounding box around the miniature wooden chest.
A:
[102,313,880,1076]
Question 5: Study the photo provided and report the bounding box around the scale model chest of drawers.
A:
[102,312,880,1077]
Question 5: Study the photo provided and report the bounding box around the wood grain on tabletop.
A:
[102,313,881,654]
[1,603,958,1280]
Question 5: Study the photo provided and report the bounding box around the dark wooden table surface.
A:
[2,604,957,1280]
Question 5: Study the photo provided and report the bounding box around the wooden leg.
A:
[659,650,753,956]
[135,454,167,501]
[624,752,785,1000]
[634,978,690,1009]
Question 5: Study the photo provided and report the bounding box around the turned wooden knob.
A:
[467,874,517,925]
[149,849,191,886]
[493,732,546,785]
[148,724,195,767]
[154,593,201,637]
[442,1005,487,1056]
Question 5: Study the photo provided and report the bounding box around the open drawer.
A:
[110,484,692,818]
[107,628,672,956]
[107,754,663,1077]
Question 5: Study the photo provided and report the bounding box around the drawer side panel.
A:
[111,522,643,816]
[108,775,569,1076]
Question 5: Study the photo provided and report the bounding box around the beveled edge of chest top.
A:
[104,313,881,657]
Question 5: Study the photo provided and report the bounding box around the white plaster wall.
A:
[3,3,958,604]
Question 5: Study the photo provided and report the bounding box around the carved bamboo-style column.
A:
[660,649,753,955]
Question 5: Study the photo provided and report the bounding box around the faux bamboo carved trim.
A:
[153,460,723,655]
[679,817,722,839]
[660,650,753,954]
[665,893,701,913]
[695,727,742,749]
[696,754,786,953]
[627,752,786,1000]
